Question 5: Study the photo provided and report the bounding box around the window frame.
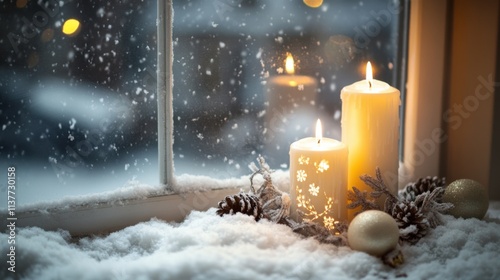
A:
[158,0,174,188]
[401,0,449,183]
[12,0,450,236]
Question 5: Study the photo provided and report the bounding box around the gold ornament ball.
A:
[443,179,489,219]
[348,210,399,257]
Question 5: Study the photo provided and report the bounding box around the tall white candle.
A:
[290,120,348,227]
[341,62,400,221]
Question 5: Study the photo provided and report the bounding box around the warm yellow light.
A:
[285,53,295,75]
[303,0,324,8]
[62,19,81,36]
[315,119,322,143]
[366,61,373,87]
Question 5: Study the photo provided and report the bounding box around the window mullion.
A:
[157,0,174,187]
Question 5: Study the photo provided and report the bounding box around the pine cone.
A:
[216,193,263,221]
[391,201,428,244]
[399,176,446,203]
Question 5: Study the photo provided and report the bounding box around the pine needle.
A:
[416,187,454,228]
[359,167,398,212]
[347,186,379,214]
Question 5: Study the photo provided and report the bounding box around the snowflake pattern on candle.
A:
[314,160,329,173]
[296,170,307,182]
[308,183,319,196]
[298,155,310,165]
[295,155,336,230]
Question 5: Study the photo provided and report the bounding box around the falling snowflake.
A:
[323,216,337,230]
[308,183,320,196]
[298,155,310,165]
[296,170,307,182]
[315,160,330,173]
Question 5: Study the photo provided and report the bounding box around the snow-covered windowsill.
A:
[4,200,500,279]
[9,170,291,236]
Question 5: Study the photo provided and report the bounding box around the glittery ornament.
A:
[442,179,489,219]
[347,210,399,257]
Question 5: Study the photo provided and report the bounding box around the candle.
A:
[341,62,400,221]
[264,53,318,160]
[289,119,348,227]
[265,53,318,125]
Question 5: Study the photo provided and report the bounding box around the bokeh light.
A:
[62,19,81,36]
[303,0,324,8]
[16,0,27,8]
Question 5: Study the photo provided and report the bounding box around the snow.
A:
[9,168,289,213]
[2,202,500,279]
[2,159,498,279]
[14,180,168,213]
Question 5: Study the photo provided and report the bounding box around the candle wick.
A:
[317,139,321,144]
[369,81,372,89]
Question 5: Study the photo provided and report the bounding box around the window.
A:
[1,0,408,211]
[169,0,408,180]
[1,0,159,207]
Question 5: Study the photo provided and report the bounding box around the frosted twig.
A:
[249,155,274,193]
[360,168,398,212]
[416,187,453,228]
[280,217,348,246]
[347,186,379,214]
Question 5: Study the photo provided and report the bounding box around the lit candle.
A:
[265,53,318,125]
[341,62,400,221]
[289,119,348,227]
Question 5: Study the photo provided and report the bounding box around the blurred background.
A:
[0,0,407,207]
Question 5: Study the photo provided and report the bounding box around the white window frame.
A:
[14,0,452,236]
[157,0,174,188]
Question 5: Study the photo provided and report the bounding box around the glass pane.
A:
[0,0,158,207]
[172,0,405,178]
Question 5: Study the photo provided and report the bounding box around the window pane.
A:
[0,0,158,207]
[172,0,406,178]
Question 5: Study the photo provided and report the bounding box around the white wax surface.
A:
[341,78,400,221]
[343,79,392,93]
[290,137,345,151]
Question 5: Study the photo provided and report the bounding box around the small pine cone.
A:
[216,193,263,221]
[399,176,446,202]
[391,201,428,244]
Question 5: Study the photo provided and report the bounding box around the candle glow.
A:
[303,0,324,8]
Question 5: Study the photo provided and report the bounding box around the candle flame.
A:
[315,119,322,144]
[285,53,295,75]
[366,61,373,88]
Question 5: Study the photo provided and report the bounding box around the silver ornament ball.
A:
[443,179,489,219]
[348,210,399,257]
